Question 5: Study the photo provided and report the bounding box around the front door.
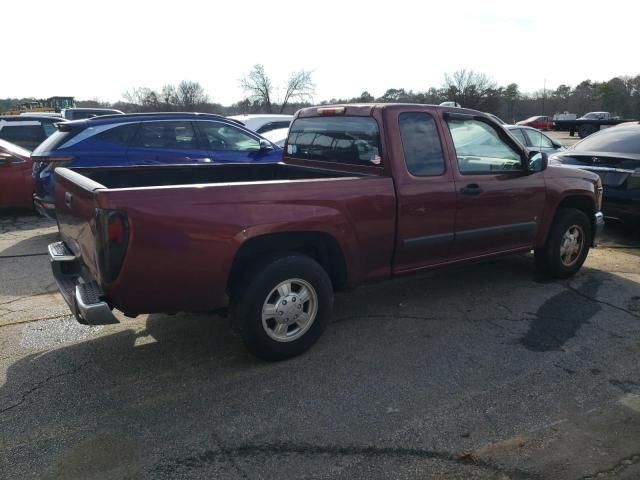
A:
[443,114,546,259]
[393,109,457,272]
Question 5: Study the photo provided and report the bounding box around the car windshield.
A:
[572,125,640,155]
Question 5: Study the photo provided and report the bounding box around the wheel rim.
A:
[261,278,318,342]
[559,224,585,267]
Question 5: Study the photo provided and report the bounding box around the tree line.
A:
[3,67,640,122]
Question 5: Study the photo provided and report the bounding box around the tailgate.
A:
[53,167,105,279]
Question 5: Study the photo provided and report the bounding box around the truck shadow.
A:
[0,230,58,258]
[1,255,639,478]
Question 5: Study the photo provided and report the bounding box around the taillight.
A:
[108,215,125,243]
[95,209,129,284]
[317,107,345,116]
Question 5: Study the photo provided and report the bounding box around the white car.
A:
[261,127,289,148]
[227,114,292,134]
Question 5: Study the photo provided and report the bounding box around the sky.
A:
[3,0,638,105]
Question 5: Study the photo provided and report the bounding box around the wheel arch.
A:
[538,194,597,246]
[227,231,349,298]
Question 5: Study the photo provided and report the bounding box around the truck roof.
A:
[295,103,490,119]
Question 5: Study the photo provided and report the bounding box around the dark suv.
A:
[31,112,282,218]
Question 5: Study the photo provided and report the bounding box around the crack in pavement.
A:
[0,252,48,259]
[0,313,71,328]
[333,313,527,326]
[150,442,540,479]
[0,361,90,415]
[582,452,640,479]
[0,291,59,308]
[561,281,640,319]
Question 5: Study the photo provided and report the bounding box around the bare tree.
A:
[240,64,315,113]
[240,64,274,113]
[443,70,497,110]
[122,87,159,111]
[280,70,315,113]
[160,84,179,109]
[177,80,208,109]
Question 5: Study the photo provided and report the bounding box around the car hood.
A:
[545,164,600,182]
[554,150,640,170]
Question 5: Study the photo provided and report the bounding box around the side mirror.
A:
[528,151,548,173]
[259,139,274,151]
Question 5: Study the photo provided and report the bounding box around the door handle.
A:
[64,191,73,208]
[460,184,482,196]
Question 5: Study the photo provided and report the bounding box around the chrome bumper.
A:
[593,211,605,245]
[48,241,119,325]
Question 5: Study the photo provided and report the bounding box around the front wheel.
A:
[535,208,592,279]
[232,254,334,361]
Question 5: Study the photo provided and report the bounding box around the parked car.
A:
[49,104,604,360]
[61,108,124,120]
[0,115,65,150]
[517,115,554,131]
[227,114,293,134]
[261,127,289,148]
[550,122,640,225]
[31,112,282,218]
[0,139,34,210]
[505,125,565,154]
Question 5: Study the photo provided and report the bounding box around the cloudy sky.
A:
[4,0,638,105]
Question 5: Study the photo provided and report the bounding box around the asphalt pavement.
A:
[1,213,639,479]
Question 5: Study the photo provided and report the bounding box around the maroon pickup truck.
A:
[49,104,604,360]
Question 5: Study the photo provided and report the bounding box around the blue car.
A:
[31,112,283,218]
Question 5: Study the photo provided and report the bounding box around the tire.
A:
[578,124,597,138]
[231,254,333,361]
[535,208,592,279]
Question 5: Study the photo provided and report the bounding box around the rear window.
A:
[0,124,46,150]
[573,125,640,155]
[287,116,382,166]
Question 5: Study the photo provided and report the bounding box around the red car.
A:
[0,139,34,210]
[50,104,604,360]
[517,115,554,131]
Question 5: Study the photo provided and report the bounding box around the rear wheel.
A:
[535,208,592,279]
[231,254,333,361]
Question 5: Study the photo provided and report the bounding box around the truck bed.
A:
[72,162,364,189]
[53,162,397,315]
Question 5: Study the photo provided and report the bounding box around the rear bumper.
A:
[33,194,56,219]
[48,241,119,325]
[593,211,605,245]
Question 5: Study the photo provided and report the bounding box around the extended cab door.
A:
[391,107,457,272]
[443,113,546,259]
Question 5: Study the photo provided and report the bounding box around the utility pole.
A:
[542,78,546,115]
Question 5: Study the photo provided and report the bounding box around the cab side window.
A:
[398,112,445,176]
[131,121,197,150]
[447,118,522,174]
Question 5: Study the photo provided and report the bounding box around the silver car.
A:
[504,125,565,154]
